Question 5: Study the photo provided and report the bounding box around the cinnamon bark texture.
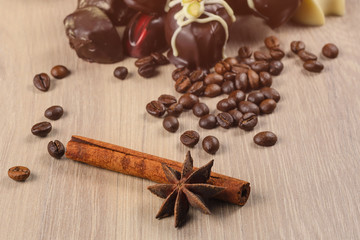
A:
[65,136,250,206]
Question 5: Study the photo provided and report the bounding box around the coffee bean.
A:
[221,80,235,94]
[180,130,200,147]
[187,81,205,96]
[291,41,305,54]
[250,61,269,73]
[199,114,218,129]
[192,102,209,117]
[254,51,272,62]
[254,131,277,147]
[135,56,154,67]
[239,58,256,66]
[235,73,249,92]
[189,69,206,83]
[138,64,157,78]
[247,91,265,105]
[113,66,128,80]
[260,87,281,102]
[202,136,220,155]
[158,94,177,107]
[8,166,30,181]
[269,60,284,76]
[238,101,260,115]
[224,72,236,81]
[231,64,249,74]
[238,46,252,59]
[216,112,234,129]
[167,103,183,117]
[150,52,169,65]
[298,50,317,62]
[248,69,260,90]
[270,48,285,60]
[146,101,166,117]
[48,140,65,159]
[51,65,70,79]
[204,73,224,85]
[33,73,50,92]
[217,98,237,112]
[224,57,238,65]
[215,61,231,75]
[322,43,339,59]
[175,75,192,93]
[264,36,280,49]
[303,60,324,73]
[238,112,258,131]
[204,84,222,98]
[44,105,64,120]
[172,67,190,81]
[259,72,272,87]
[163,116,179,133]
[228,109,243,126]
[259,99,277,114]
[228,90,246,103]
[178,93,199,109]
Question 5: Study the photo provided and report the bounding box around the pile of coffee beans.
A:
[135,52,169,78]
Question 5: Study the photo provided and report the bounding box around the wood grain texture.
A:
[0,0,359,239]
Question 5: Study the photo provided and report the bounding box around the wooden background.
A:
[0,0,359,239]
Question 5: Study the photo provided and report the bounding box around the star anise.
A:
[148,151,225,228]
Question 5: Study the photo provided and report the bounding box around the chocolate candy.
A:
[64,6,123,63]
[123,0,167,14]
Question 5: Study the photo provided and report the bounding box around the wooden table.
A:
[1,1,359,239]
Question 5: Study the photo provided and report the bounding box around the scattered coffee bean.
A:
[322,43,339,59]
[260,87,281,102]
[199,114,218,129]
[291,41,306,54]
[238,112,258,131]
[202,136,220,155]
[264,36,280,49]
[204,73,224,85]
[224,57,238,65]
[248,69,260,90]
[250,61,269,73]
[221,80,235,94]
[146,101,166,117]
[215,61,231,75]
[178,93,199,109]
[192,102,209,117]
[253,131,277,147]
[187,81,205,96]
[135,56,154,68]
[51,65,70,79]
[189,70,206,83]
[204,84,222,98]
[44,105,64,120]
[235,73,249,92]
[158,94,177,107]
[228,109,243,126]
[150,52,169,65]
[298,50,317,62]
[8,166,30,181]
[238,101,260,115]
[113,66,128,80]
[269,60,284,76]
[270,48,285,60]
[247,91,265,105]
[48,140,65,159]
[232,64,249,74]
[31,122,52,137]
[217,98,237,112]
[259,72,272,87]
[303,60,324,73]
[216,112,234,129]
[138,64,156,78]
[167,103,183,117]
[238,46,252,58]
[172,67,190,81]
[228,90,246,103]
[175,75,192,93]
[180,130,200,147]
[239,58,256,66]
[163,116,179,133]
[33,73,50,92]
[254,51,272,62]
[259,99,277,114]
[224,72,236,81]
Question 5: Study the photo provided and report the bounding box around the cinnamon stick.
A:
[65,135,250,206]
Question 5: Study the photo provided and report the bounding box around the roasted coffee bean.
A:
[204,84,222,98]
[254,51,272,62]
[231,64,249,74]
[135,55,154,67]
[187,81,205,96]
[215,61,231,75]
[303,60,324,73]
[291,41,305,54]
[150,52,169,65]
[235,73,248,92]
[239,112,258,131]
[178,93,199,109]
[322,43,339,59]
[228,109,243,125]
[298,50,317,62]
[238,46,252,58]
[259,99,277,114]
[175,75,192,93]
[172,67,190,81]
[224,72,236,81]
[44,105,64,120]
[189,69,206,83]
[221,80,235,94]
[259,72,272,87]
[239,58,256,66]
[51,65,70,79]
[138,64,156,78]
[202,136,220,155]
[224,57,238,65]
[33,73,50,92]
[270,48,285,60]
[199,114,218,129]
[8,166,30,181]
[192,102,209,117]
[180,130,200,147]
[217,98,237,112]
[167,103,183,117]
[48,140,65,159]
[31,122,52,137]
[146,100,166,117]
[254,131,277,146]
[260,87,281,102]
[163,116,179,133]
[204,73,224,85]
[113,66,128,80]
[269,60,284,76]
[248,69,260,90]
[264,36,280,49]
[216,112,234,129]
[228,90,246,103]
[247,91,265,105]
[250,61,269,73]
[238,101,260,115]
[158,94,177,107]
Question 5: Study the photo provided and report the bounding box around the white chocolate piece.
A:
[292,0,345,26]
